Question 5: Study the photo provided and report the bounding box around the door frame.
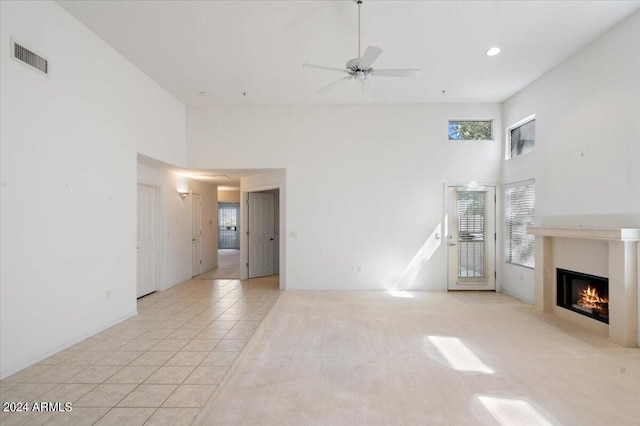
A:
[444,182,499,292]
[239,185,283,287]
[136,182,162,296]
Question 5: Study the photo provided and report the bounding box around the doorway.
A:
[446,185,496,290]
[218,203,240,249]
[137,184,158,298]
[247,190,279,279]
[194,201,241,280]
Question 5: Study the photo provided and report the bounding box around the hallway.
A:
[196,250,240,280]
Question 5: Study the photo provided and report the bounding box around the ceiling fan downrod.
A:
[357,0,362,59]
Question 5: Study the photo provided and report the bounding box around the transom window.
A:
[507,115,535,159]
[448,120,493,140]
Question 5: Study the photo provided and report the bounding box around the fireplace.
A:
[528,226,639,346]
[556,269,609,324]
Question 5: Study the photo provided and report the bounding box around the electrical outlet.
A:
[352,265,361,273]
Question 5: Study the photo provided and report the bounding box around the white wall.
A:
[501,11,640,303]
[137,162,218,289]
[219,189,240,203]
[0,1,185,378]
[188,105,502,290]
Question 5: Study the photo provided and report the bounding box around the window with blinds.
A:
[505,181,535,267]
[457,190,487,278]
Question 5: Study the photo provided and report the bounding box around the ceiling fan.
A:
[303,0,421,95]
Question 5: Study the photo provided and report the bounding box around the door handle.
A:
[192,238,196,242]
[449,243,457,246]
[270,238,274,241]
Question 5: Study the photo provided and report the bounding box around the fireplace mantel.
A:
[528,226,640,242]
[527,225,639,347]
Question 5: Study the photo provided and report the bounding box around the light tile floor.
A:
[0,276,280,426]
[195,250,240,280]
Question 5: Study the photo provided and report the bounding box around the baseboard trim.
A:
[500,287,534,305]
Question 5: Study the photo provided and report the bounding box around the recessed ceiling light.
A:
[199,91,210,96]
[486,47,501,57]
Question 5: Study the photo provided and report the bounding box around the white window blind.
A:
[457,190,486,278]
[505,181,535,267]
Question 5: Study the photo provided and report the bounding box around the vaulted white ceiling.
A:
[58,0,640,106]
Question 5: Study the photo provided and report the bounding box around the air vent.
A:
[12,38,48,76]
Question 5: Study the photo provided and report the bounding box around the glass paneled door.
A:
[447,186,496,290]
[218,203,240,249]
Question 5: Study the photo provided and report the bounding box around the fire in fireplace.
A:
[556,269,609,324]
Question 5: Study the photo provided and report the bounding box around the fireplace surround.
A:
[527,226,639,347]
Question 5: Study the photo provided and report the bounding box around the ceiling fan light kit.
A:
[303,0,420,95]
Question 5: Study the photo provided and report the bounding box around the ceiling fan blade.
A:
[363,78,381,98]
[373,69,421,77]
[316,76,353,95]
[303,63,348,73]
[357,46,383,69]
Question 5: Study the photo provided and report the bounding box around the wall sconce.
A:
[176,174,190,200]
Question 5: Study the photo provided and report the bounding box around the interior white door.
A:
[447,186,496,290]
[137,184,157,298]
[191,193,202,277]
[248,192,275,278]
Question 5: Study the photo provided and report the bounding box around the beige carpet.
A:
[195,290,640,425]
[196,249,240,279]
